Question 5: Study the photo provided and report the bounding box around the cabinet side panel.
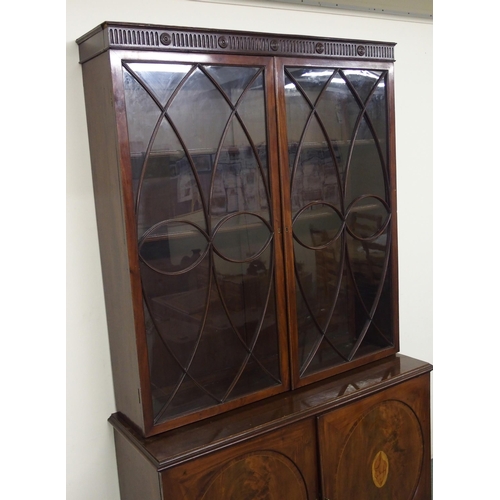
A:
[81,53,144,430]
[113,429,162,500]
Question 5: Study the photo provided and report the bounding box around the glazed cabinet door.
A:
[275,58,399,388]
[161,419,319,499]
[110,51,290,434]
[79,22,402,438]
[317,374,431,500]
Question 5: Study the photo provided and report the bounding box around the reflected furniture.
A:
[77,22,432,500]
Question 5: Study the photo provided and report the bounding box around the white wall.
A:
[67,1,432,499]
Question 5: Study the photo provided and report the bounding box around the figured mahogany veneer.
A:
[109,354,431,500]
[318,375,431,499]
[77,21,431,499]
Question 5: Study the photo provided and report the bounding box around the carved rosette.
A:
[315,42,325,54]
[218,36,228,49]
[160,33,171,46]
[77,23,396,63]
[270,39,279,51]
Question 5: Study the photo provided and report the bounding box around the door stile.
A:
[273,57,302,389]
[265,55,292,392]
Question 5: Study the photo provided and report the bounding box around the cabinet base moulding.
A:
[110,354,432,500]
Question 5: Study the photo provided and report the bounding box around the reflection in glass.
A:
[285,65,393,378]
[123,61,280,424]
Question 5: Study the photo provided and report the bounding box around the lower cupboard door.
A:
[161,419,318,499]
[317,374,431,500]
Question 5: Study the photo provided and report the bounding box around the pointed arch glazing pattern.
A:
[122,61,281,424]
[284,66,394,379]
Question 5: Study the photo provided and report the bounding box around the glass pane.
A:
[365,77,387,164]
[293,203,342,248]
[169,67,231,153]
[315,72,345,143]
[284,65,393,379]
[343,69,383,103]
[205,65,259,105]
[213,213,271,261]
[123,61,281,424]
[235,72,268,153]
[345,135,387,205]
[126,62,192,106]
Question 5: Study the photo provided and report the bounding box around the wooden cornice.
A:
[77,21,395,63]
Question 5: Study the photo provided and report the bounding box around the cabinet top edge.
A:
[109,354,431,469]
[76,21,396,64]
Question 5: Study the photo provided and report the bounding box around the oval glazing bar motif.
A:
[284,66,394,379]
[122,61,281,424]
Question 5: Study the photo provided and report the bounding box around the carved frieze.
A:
[77,22,395,63]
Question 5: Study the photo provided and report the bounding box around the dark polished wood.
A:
[162,420,317,499]
[114,430,163,500]
[78,23,402,436]
[82,48,295,436]
[318,372,431,499]
[77,22,395,64]
[109,354,431,499]
[274,56,400,389]
[80,50,146,431]
[109,354,430,467]
[77,21,430,500]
